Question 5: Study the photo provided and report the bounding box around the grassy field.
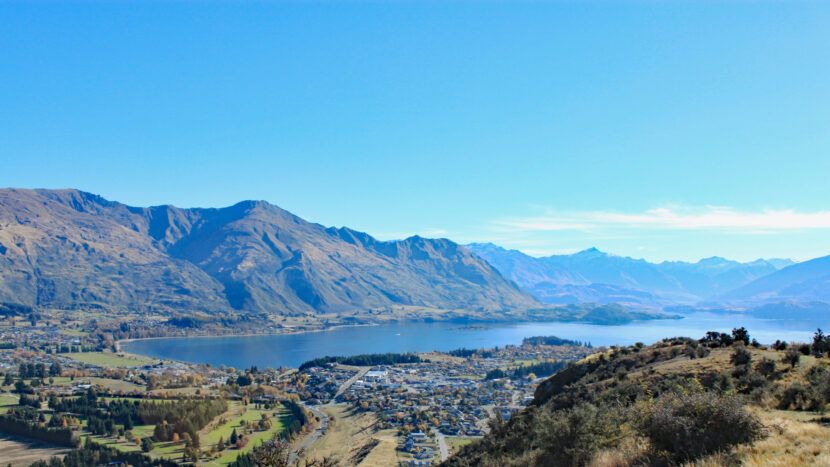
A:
[0,393,18,413]
[446,436,477,455]
[203,403,295,465]
[59,351,156,368]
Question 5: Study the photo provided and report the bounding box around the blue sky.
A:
[1,2,828,263]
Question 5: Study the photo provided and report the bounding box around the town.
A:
[0,309,595,466]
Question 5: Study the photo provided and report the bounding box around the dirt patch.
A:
[0,433,71,466]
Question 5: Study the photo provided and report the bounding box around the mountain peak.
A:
[0,189,539,315]
[575,247,605,256]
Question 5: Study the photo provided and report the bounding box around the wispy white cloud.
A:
[493,206,830,234]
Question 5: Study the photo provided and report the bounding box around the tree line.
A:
[299,352,421,370]
[522,335,590,347]
[30,440,178,467]
[18,362,62,378]
[0,406,78,447]
[485,360,567,380]
[49,389,227,441]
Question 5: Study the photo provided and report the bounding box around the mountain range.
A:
[464,243,821,309]
[2,188,827,319]
[0,188,539,316]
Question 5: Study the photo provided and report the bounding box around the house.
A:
[415,447,435,459]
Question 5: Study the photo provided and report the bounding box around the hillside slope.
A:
[719,255,830,305]
[445,337,830,466]
[0,188,539,316]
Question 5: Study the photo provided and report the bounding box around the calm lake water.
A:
[121,312,825,370]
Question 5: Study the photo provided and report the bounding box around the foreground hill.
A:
[466,243,791,307]
[0,188,539,316]
[445,334,830,466]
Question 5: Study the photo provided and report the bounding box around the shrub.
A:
[637,392,764,461]
[730,345,752,366]
[798,344,811,356]
[755,358,776,377]
[772,340,788,351]
[782,347,801,368]
[534,403,623,466]
[778,383,817,410]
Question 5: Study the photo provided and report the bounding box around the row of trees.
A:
[18,362,61,378]
[447,348,496,358]
[49,388,228,442]
[0,406,78,447]
[485,360,567,380]
[30,440,178,467]
[522,335,589,347]
[299,352,422,370]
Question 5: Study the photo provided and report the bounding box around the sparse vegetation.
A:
[444,330,830,466]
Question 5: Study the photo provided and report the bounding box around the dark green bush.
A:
[773,340,788,351]
[755,358,776,377]
[731,345,752,366]
[782,347,801,368]
[638,392,764,461]
[534,402,623,466]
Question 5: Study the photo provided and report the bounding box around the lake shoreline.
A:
[118,312,818,370]
[116,312,681,350]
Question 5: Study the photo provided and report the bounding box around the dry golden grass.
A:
[593,346,830,467]
[305,404,389,465]
[0,433,71,467]
[356,428,401,467]
[735,410,830,466]
[589,436,648,467]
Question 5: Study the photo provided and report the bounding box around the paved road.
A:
[333,367,369,401]
[289,403,329,464]
[433,428,449,461]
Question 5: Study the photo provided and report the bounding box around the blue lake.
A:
[121,312,825,370]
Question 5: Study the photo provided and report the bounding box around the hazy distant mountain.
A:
[718,255,830,305]
[466,243,668,308]
[657,256,793,299]
[0,189,540,315]
[466,243,792,307]
[746,301,830,320]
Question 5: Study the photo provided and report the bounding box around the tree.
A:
[250,437,292,466]
[49,362,62,377]
[813,329,828,357]
[237,374,253,386]
[731,327,750,345]
[230,428,238,445]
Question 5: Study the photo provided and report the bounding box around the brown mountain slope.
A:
[0,188,539,315]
